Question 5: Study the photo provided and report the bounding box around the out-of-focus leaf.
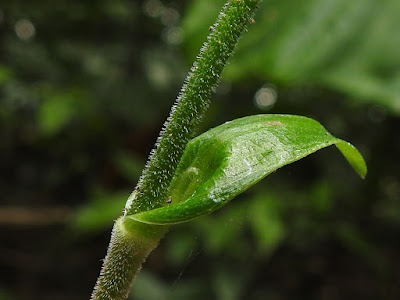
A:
[195,206,246,256]
[131,270,207,300]
[113,151,145,183]
[129,271,168,300]
[130,114,366,224]
[38,87,90,136]
[182,0,400,113]
[213,266,249,300]
[71,190,128,232]
[0,65,14,84]
[248,194,286,255]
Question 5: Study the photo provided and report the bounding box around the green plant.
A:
[91,1,366,299]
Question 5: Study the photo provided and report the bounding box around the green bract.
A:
[129,114,366,225]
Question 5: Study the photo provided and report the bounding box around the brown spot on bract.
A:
[266,121,284,126]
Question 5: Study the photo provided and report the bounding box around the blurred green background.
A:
[1,0,399,299]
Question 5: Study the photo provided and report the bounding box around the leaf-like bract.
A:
[129,115,366,224]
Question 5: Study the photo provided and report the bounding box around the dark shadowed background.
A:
[1,0,400,299]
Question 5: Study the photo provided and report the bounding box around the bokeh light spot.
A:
[254,85,277,110]
[15,19,36,41]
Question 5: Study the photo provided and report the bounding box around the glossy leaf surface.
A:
[130,115,366,225]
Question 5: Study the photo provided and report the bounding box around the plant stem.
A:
[126,0,261,215]
[91,1,261,299]
[91,217,168,300]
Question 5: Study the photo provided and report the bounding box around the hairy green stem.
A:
[92,1,261,299]
[126,0,261,215]
[91,217,168,300]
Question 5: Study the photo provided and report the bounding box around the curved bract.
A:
[129,114,366,225]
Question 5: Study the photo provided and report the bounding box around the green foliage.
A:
[183,0,400,113]
[131,114,366,224]
[72,189,129,232]
[38,87,91,136]
[248,194,286,255]
[0,65,14,84]
[1,0,398,299]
